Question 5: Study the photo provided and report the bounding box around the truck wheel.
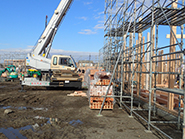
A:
[78,86,81,90]
[46,87,50,90]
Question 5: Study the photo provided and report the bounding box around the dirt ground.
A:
[0,81,181,139]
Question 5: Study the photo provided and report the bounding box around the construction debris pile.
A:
[85,69,114,109]
[67,91,87,97]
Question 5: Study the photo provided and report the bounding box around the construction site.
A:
[0,0,185,139]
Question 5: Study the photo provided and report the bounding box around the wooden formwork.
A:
[120,25,184,111]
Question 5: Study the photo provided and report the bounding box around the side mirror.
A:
[78,69,81,72]
[82,69,85,73]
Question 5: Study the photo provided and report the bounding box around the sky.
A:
[0,0,104,60]
[0,0,185,63]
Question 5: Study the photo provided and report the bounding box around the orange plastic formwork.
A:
[89,85,113,96]
[90,97,114,103]
[87,70,114,110]
[89,101,113,109]
[89,85,114,110]
[95,79,113,86]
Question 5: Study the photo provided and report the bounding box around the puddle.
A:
[34,116,56,124]
[32,107,48,111]
[34,116,83,127]
[0,125,34,139]
[0,119,47,139]
[69,119,83,126]
[0,105,48,111]
[0,86,6,89]
[0,115,83,139]
[34,116,47,119]
[17,106,27,110]
[1,106,11,109]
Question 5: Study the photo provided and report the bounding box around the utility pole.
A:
[45,15,48,28]
[89,54,91,66]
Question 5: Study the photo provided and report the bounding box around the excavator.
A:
[21,0,82,89]
[0,65,18,82]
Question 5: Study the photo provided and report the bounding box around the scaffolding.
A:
[100,0,185,138]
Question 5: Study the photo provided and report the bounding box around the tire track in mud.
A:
[0,98,10,104]
[0,93,44,106]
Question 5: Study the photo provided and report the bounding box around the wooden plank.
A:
[137,20,142,96]
[146,32,150,90]
[158,50,164,84]
[167,1,177,110]
[141,37,145,89]
[128,33,133,93]
[151,25,155,102]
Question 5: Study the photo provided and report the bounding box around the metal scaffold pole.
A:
[101,0,185,138]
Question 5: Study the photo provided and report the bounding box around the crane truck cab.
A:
[49,55,82,88]
[51,55,77,71]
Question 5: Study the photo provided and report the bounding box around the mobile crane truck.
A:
[20,0,82,89]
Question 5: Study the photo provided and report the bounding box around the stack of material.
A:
[89,69,99,80]
[1,72,7,78]
[67,91,87,97]
[87,70,114,110]
[84,69,99,85]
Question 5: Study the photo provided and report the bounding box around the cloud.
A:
[94,24,104,30]
[0,48,29,53]
[50,49,99,62]
[51,48,98,55]
[78,16,88,21]
[93,15,101,20]
[27,45,34,48]
[78,10,104,35]
[83,2,92,5]
[93,11,104,20]
[78,20,104,35]
[50,49,65,53]
[78,29,96,35]
[0,48,99,62]
[98,11,104,15]
[0,48,98,56]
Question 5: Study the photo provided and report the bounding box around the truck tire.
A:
[77,85,81,90]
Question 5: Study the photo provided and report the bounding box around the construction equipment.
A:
[21,0,82,89]
[0,65,18,82]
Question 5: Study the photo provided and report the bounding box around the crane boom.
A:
[26,0,73,71]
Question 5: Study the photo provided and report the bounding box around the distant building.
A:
[78,60,94,67]
[4,59,26,73]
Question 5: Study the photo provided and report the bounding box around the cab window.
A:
[59,58,68,65]
[59,57,74,67]
[53,57,57,65]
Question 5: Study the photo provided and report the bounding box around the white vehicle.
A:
[21,0,82,89]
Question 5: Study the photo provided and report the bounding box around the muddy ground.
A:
[0,81,182,139]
